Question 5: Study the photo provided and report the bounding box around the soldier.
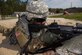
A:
[12,0,55,55]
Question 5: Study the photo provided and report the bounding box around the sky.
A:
[22,0,82,8]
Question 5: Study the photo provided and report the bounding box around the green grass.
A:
[49,13,82,21]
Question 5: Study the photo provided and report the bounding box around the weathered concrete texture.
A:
[56,34,82,55]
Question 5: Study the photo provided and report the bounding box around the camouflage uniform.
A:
[14,0,50,55]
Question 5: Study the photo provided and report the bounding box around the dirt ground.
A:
[0,18,82,55]
[0,33,20,55]
[0,19,20,55]
[0,19,18,28]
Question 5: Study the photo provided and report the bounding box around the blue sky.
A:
[22,0,82,8]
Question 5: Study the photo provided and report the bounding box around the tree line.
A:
[49,8,64,13]
[0,0,26,15]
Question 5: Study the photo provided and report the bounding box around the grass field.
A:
[49,13,82,21]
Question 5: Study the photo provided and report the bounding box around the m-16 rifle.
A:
[24,22,82,54]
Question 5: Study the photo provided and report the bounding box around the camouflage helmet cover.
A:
[26,0,49,19]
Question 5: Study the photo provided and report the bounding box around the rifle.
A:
[21,22,82,54]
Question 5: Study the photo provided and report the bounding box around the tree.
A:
[0,0,26,19]
[0,0,6,19]
[0,0,26,17]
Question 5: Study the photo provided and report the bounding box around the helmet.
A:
[26,0,49,20]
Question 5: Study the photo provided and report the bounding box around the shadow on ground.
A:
[0,33,20,51]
